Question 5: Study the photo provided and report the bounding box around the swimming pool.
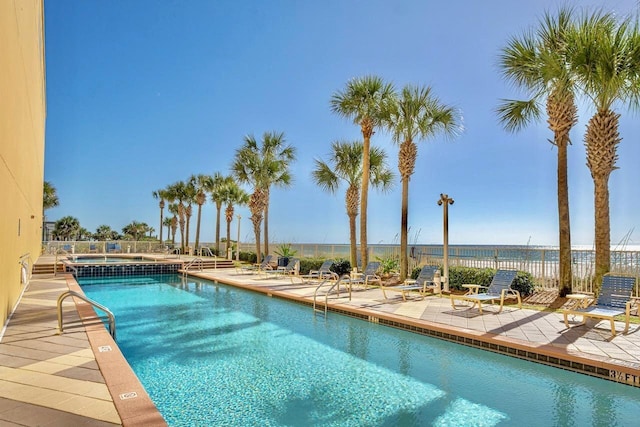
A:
[79,274,640,426]
[70,256,150,263]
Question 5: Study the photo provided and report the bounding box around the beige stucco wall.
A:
[0,0,46,328]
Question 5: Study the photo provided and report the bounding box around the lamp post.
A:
[437,193,454,292]
[236,215,241,262]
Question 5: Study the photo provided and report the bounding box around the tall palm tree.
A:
[53,216,80,241]
[165,181,188,253]
[232,131,296,258]
[190,174,213,252]
[221,180,249,254]
[386,84,462,280]
[312,141,395,268]
[331,75,396,267]
[209,172,231,255]
[183,180,197,252]
[152,188,168,243]
[162,217,173,245]
[167,203,179,247]
[497,7,578,296]
[43,181,59,211]
[570,11,640,285]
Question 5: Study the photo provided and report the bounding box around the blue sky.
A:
[44,0,640,247]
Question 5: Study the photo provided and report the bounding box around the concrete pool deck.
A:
[2,264,640,425]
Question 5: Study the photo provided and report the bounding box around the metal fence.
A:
[44,241,640,293]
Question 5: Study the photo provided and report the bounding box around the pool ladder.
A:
[57,291,116,340]
[312,274,351,316]
[183,257,204,277]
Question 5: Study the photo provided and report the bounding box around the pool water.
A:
[79,274,640,426]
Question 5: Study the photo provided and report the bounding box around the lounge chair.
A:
[450,270,520,314]
[240,254,274,274]
[89,243,98,253]
[300,259,336,283]
[350,262,381,289]
[263,258,300,279]
[563,275,636,336]
[381,265,440,301]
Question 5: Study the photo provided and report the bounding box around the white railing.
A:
[43,240,640,293]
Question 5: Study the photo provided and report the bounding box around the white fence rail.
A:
[44,241,640,293]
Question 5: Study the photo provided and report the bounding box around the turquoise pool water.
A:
[70,256,148,263]
[79,274,640,426]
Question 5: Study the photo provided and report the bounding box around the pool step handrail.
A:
[183,257,204,277]
[57,291,116,340]
[313,274,352,316]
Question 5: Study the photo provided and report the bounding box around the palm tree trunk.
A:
[263,189,270,257]
[594,175,610,287]
[557,142,572,296]
[400,176,409,281]
[215,202,222,255]
[195,203,203,251]
[159,206,164,244]
[349,213,357,270]
[226,217,232,255]
[360,120,373,269]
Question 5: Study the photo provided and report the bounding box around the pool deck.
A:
[2,262,640,426]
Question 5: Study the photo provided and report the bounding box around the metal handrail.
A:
[57,291,116,339]
[313,274,351,316]
[183,257,203,277]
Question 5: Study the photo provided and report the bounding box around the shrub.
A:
[375,254,399,274]
[299,258,326,275]
[240,251,257,264]
[331,259,352,277]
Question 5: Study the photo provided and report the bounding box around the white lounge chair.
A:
[350,262,381,289]
[382,265,440,301]
[450,270,520,314]
[300,259,336,283]
[563,275,636,336]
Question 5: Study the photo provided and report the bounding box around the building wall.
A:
[0,1,46,328]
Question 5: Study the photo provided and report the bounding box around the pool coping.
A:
[64,275,167,426]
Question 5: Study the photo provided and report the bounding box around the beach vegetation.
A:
[385,84,462,281]
[497,7,578,296]
[52,215,80,240]
[312,140,394,269]
[331,76,396,269]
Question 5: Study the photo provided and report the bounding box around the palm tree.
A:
[162,217,173,244]
[232,131,296,258]
[497,7,578,296]
[570,11,640,285]
[152,188,168,243]
[331,75,396,267]
[220,179,249,254]
[184,180,197,252]
[53,216,80,241]
[43,181,59,211]
[190,174,213,252]
[168,203,179,247]
[165,181,188,253]
[386,84,462,280]
[312,141,395,268]
[122,221,149,241]
[208,172,231,255]
[95,224,116,241]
